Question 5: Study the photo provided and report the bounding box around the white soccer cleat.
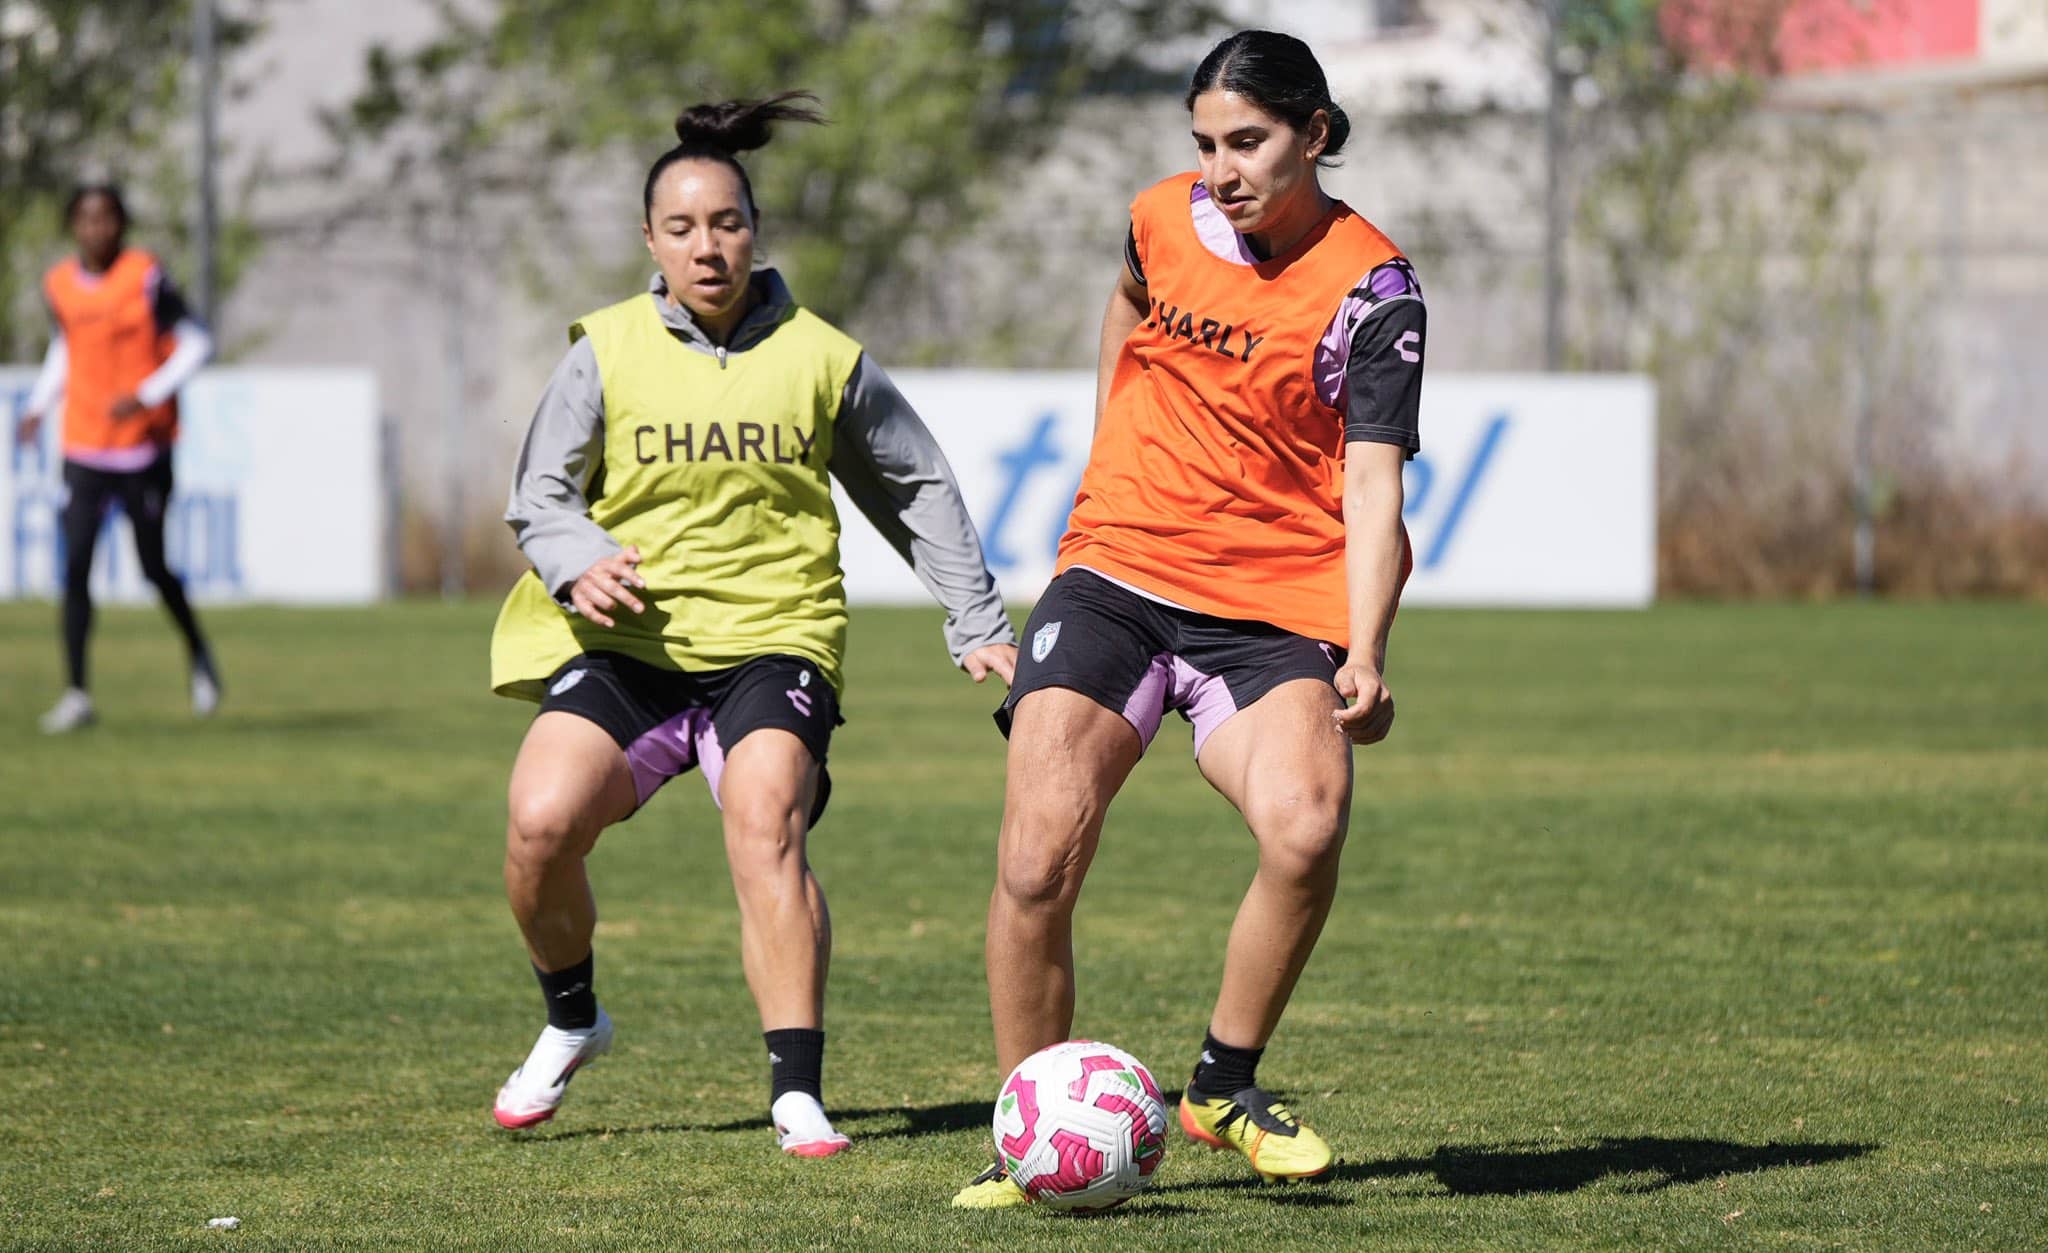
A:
[772,1091,852,1158]
[191,668,221,718]
[492,1008,613,1129]
[39,689,96,734]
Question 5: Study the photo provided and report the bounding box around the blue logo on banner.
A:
[1403,413,1509,570]
[981,412,1063,569]
[8,392,245,597]
[978,410,1511,575]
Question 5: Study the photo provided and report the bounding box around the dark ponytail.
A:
[1186,31,1351,166]
[642,91,827,222]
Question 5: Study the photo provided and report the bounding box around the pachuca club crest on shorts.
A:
[1032,621,1061,663]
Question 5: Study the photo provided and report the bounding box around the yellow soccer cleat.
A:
[951,1161,1031,1209]
[1178,1085,1334,1182]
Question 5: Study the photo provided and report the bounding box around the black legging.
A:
[60,455,211,690]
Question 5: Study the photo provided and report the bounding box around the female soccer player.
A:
[955,31,1426,1205]
[17,184,219,733]
[488,94,1017,1155]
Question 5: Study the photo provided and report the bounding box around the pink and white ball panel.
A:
[992,1039,1168,1212]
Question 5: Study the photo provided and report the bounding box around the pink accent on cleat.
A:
[771,1091,849,1156]
[493,1104,558,1130]
[781,1135,853,1158]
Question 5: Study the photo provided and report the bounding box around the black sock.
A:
[764,1028,825,1103]
[61,590,91,690]
[1190,1031,1264,1096]
[534,953,597,1031]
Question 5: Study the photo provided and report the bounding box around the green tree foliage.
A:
[1394,2,1932,592]
[1558,0,1809,371]
[0,1,261,356]
[325,0,1216,327]
[1547,0,1969,596]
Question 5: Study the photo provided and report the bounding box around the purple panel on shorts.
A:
[1119,658,1172,752]
[1113,653,1242,757]
[697,724,729,810]
[624,707,712,808]
[1166,656,1242,758]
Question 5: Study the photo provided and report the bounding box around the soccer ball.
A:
[992,1039,1168,1212]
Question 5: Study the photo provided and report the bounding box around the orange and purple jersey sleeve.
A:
[1320,258,1425,457]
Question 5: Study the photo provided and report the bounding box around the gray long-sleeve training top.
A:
[504,270,1015,666]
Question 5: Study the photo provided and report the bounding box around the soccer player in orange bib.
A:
[17,184,219,734]
[956,31,1425,1205]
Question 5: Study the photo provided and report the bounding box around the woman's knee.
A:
[722,787,805,881]
[996,807,1093,912]
[994,700,1133,911]
[1245,784,1349,881]
[506,786,606,868]
[506,713,634,870]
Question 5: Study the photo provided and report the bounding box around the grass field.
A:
[2,599,2045,1249]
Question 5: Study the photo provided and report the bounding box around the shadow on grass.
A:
[1024,1201,1201,1220]
[1348,1137,1879,1196]
[531,1100,987,1143]
[1155,1137,1875,1202]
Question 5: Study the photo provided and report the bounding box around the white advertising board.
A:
[838,371,1656,608]
[2,368,386,604]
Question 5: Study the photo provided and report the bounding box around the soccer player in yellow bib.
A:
[487,94,1018,1154]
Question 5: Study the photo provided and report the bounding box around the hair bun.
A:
[673,91,826,154]
[1322,101,1352,159]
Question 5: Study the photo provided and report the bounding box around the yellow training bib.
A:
[491,292,863,700]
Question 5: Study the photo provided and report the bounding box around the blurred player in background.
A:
[957,30,1427,1205]
[488,93,1017,1156]
[16,183,219,734]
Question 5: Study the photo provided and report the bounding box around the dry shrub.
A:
[1621,119,2048,600]
[394,500,529,596]
[1871,479,2048,598]
[1661,465,2048,599]
[1658,311,2048,599]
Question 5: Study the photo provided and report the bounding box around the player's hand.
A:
[1332,660,1394,745]
[962,643,1018,687]
[569,546,644,627]
[14,412,41,445]
[109,393,144,419]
